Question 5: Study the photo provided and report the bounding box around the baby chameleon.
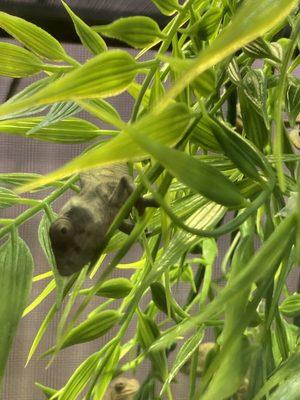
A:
[49,163,157,276]
[103,377,140,400]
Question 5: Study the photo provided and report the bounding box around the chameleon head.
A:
[105,377,140,400]
[49,205,103,276]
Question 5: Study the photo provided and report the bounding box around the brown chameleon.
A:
[103,377,140,400]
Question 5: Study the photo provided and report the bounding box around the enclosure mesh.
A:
[0,41,299,400]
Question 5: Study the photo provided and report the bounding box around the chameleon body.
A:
[49,163,137,276]
[103,377,140,400]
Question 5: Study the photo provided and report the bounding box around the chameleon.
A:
[49,163,157,276]
[103,377,140,400]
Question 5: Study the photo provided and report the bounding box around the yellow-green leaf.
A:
[62,0,107,55]
[156,0,298,111]
[0,42,45,77]
[150,0,180,16]
[0,50,140,118]
[93,16,165,49]
[0,11,70,61]
[16,103,193,192]
[0,116,104,143]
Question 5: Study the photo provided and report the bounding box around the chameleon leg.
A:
[134,197,159,215]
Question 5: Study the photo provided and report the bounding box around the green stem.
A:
[0,175,78,240]
[274,15,300,191]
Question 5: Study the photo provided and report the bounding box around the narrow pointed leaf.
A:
[16,103,193,192]
[128,130,248,208]
[0,117,104,143]
[62,1,107,55]
[0,42,45,77]
[0,236,34,384]
[0,11,70,61]
[0,50,141,118]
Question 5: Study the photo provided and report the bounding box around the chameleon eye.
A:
[49,218,75,246]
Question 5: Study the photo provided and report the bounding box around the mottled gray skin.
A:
[49,163,134,276]
[103,377,140,400]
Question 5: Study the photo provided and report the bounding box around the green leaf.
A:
[269,373,300,400]
[159,55,216,98]
[0,42,45,77]
[93,343,121,400]
[0,187,21,208]
[81,278,133,299]
[150,0,180,16]
[202,337,252,400]
[243,37,281,62]
[182,7,222,40]
[0,11,70,61]
[22,280,55,317]
[0,236,34,384]
[62,1,107,55]
[137,310,168,381]
[26,101,81,135]
[0,116,104,143]
[26,305,56,366]
[156,0,297,110]
[61,310,121,349]
[286,77,300,127]
[0,50,141,118]
[280,294,300,317]
[16,103,193,192]
[150,213,296,351]
[93,16,165,49]
[35,382,57,399]
[127,130,248,208]
[161,328,204,394]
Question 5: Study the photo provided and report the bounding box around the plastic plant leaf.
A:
[155,0,298,111]
[127,128,248,208]
[0,235,34,385]
[0,11,70,61]
[0,117,103,143]
[0,50,141,118]
[93,16,166,49]
[62,0,107,55]
[150,0,180,16]
[0,42,45,78]
[16,102,193,192]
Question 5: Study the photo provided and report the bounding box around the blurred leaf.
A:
[93,343,121,400]
[202,337,252,400]
[93,16,165,48]
[62,0,107,55]
[23,280,55,317]
[0,42,45,77]
[0,236,33,384]
[150,282,177,320]
[16,103,193,192]
[286,77,300,127]
[158,0,297,109]
[35,382,57,399]
[280,294,300,317]
[26,305,56,366]
[0,50,141,118]
[0,116,104,143]
[137,310,168,381]
[128,128,248,208]
[0,11,70,61]
[269,372,300,400]
[150,0,180,16]
[0,187,21,208]
[182,7,222,40]
[81,278,133,299]
[161,328,204,394]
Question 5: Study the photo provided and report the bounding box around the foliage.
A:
[0,0,299,399]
